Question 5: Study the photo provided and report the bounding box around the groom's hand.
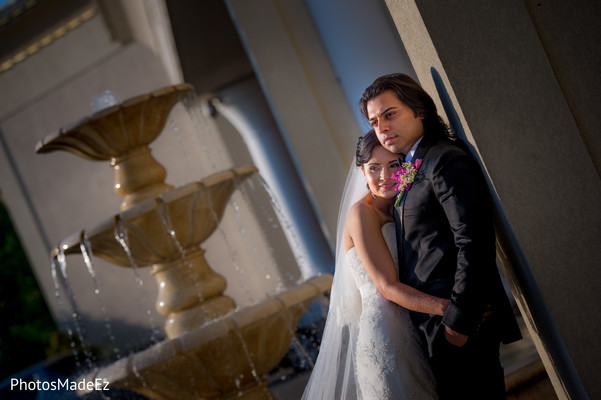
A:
[444,325,468,347]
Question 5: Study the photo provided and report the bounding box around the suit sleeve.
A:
[433,147,496,336]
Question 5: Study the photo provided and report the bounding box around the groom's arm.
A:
[432,146,496,339]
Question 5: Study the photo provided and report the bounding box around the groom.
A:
[360,73,521,399]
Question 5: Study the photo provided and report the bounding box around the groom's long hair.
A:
[359,73,455,140]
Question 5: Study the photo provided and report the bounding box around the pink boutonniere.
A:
[392,159,422,207]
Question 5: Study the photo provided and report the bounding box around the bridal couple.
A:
[302,73,522,399]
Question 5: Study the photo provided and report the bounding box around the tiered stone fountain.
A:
[36,84,332,399]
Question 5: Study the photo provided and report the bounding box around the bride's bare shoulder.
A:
[344,197,377,250]
[346,199,382,236]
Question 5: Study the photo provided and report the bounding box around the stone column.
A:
[384,1,600,399]
[212,77,335,277]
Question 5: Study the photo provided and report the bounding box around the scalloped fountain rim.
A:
[52,164,258,258]
[35,84,194,160]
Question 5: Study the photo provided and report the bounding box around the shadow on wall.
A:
[429,67,563,399]
[429,66,533,361]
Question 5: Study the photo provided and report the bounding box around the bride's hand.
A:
[443,325,468,347]
[438,298,450,316]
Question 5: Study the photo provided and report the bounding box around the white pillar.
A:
[212,78,334,278]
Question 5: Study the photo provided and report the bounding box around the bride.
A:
[302,130,449,399]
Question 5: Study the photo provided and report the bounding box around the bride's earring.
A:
[371,191,376,199]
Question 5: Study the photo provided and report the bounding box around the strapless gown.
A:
[346,222,438,399]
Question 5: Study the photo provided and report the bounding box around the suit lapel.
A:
[411,134,432,163]
[395,135,433,281]
[393,207,403,281]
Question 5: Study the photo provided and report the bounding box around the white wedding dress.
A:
[345,223,438,399]
[302,163,438,400]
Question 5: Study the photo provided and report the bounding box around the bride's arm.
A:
[347,203,449,316]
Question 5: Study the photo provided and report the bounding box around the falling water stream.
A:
[155,197,186,258]
[51,248,96,372]
[155,196,205,305]
[204,182,254,302]
[261,178,309,279]
[50,252,83,369]
[80,235,121,359]
[230,318,273,400]
[183,94,225,173]
[114,215,162,343]
[238,174,301,288]
[240,174,331,373]
[230,174,328,384]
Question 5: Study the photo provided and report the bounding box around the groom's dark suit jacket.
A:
[395,133,521,356]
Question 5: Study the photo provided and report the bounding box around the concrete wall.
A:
[385,1,600,398]
[523,0,601,178]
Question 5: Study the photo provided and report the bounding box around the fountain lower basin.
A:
[77,274,332,400]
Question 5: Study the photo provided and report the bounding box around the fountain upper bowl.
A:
[35,84,194,161]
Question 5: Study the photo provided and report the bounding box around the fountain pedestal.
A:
[111,146,174,210]
[152,249,236,338]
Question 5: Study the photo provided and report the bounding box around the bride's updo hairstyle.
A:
[355,129,379,167]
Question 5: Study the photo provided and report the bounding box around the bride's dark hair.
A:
[355,129,379,167]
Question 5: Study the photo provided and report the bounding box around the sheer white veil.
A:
[302,158,368,399]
